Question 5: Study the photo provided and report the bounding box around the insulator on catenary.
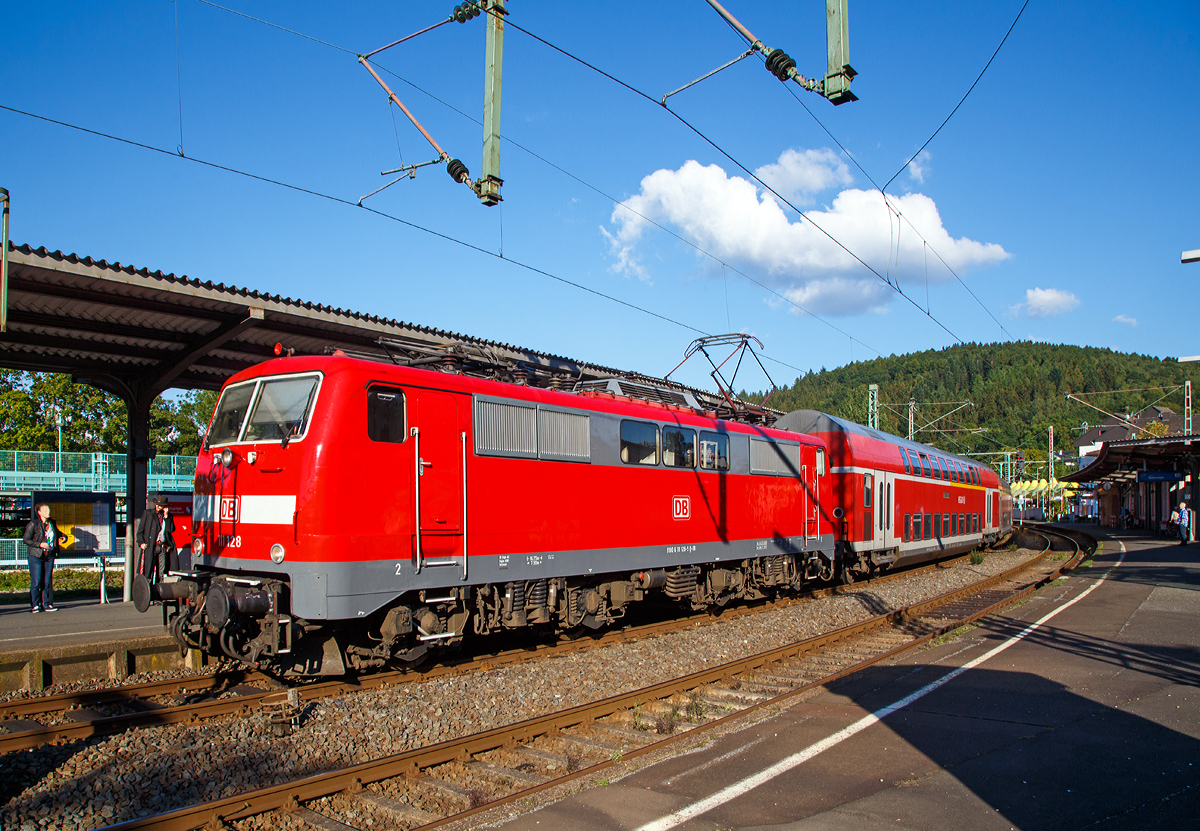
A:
[446,158,471,184]
[452,2,482,23]
[764,48,796,82]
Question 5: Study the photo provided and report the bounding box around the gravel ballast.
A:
[1,548,1053,830]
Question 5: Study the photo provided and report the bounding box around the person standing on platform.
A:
[1178,501,1190,546]
[23,502,63,613]
[137,495,177,581]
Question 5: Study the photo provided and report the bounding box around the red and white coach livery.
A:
[776,410,1012,580]
[138,354,835,675]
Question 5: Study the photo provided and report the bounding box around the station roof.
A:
[0,243,629,393]
[1059,433,1200,486]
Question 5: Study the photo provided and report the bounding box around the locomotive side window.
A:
[863,473,873,507]
[662,426,696,468]
[620,420,659,466]
[207,381,256,446]
[699,432,729,471]
[750,438,801,476]
[367,386,407,443]
[243,375,321,443]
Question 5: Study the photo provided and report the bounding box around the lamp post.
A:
[56,410,64,490]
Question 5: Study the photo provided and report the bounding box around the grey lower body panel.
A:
[197,532,835,621]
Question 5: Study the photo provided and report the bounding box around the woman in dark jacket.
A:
[23,502,64,613]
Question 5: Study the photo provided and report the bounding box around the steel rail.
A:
[99,528,1089,831]
[0,547,992,731]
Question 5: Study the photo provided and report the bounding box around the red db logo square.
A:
[220,497,238,522]
[672,496,690,520]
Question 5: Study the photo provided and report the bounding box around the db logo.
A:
[220,497,238,522]
[672,495,690,521]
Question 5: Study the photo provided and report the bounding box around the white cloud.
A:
[754,148,852,204]
[1113,314,1137,326]
[605,151,1009,316]
[907,150,932,184]
[1013,287,1080,319]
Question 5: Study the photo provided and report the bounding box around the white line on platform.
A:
[636,548,1126,831]
[0,625,165,644]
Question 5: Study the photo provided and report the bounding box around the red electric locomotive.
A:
[136,354,834,675]
[776,411,1012,581]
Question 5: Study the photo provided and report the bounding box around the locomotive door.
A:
[802,446,818,541]
[410,390,465,569]
[878,471,898,550]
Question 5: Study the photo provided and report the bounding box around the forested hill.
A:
[746,342,1200,460]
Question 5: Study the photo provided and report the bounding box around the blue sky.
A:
[3,1,1198,395]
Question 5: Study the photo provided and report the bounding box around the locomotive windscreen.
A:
[208,374,321,446]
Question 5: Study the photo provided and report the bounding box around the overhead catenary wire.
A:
[188,0,883,372]
[481,10,971,347]
[882,0,1033,193]
[778,76,1014,341]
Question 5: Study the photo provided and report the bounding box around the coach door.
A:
[410,389,466,573]
[878,471,898,550]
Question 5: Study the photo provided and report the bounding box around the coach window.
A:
[934,513,942,538]
[949,461,958,483]
[938,458,949,480]
[864,473,874,508]
[699,431,729,471]
[932,457,942,480]
[920,454,932,478]
[900,448,912,475]
[663,426,696,468]
[904,513,912,542]
[951,513,957,535]
[924,512,933,540]
[959,512,965,534]
[621,420,659,466]
[367,385,407,443]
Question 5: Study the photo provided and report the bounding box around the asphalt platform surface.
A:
[497,528,1200,831]
[0,595,164,653]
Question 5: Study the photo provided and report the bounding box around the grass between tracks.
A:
[0,567,124,604]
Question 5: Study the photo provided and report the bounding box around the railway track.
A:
[0,545,1005,755]
[92,525,1090,831]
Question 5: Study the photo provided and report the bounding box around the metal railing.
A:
[0,450,195,493]
[0,537,126,570]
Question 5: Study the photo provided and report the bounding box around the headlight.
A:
[192,538,205,557]
[221,448,235,468]
[270,543,285,564]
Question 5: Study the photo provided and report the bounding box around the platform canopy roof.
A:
[0,243,631,394]
[1059,433,1200,487]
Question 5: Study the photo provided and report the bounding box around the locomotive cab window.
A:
[207,381,256,446]
[663,426,696,468]
[243,375,321,443]
[367,385,407,443]
[699,431,729,471]
[621,420,659,466]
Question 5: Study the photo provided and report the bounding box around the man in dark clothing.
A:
[137,495,177,582]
